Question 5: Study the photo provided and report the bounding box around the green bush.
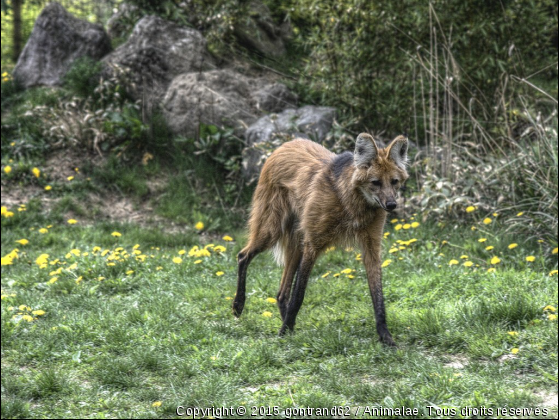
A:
[62,56,102,98]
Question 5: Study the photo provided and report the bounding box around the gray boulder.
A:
[233,1,289,58]
[254,83,298,113]
[243,105,337,179]
[13,2,112,88]
[162,69,262,138]
[103,15,215,107]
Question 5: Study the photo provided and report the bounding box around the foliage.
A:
[62,56,103,98]
[283,0,558,135]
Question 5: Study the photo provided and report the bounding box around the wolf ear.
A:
[388,135,408,169]
[354,133,379,168]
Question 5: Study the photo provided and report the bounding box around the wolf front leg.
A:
[362,238,396,347]
[278,246,318,335]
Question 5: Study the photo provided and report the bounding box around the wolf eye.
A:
[391,179,399,185]
[372,180,382,187]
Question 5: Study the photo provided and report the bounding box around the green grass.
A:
[1,204,558,419]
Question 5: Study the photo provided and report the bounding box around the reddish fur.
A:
[233,134,408,345]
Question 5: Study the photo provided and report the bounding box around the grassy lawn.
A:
[1,202,558,419]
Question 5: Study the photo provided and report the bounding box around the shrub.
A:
[63,56,103,98]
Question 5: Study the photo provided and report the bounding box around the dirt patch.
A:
[443,355,469,369]
[43,147,105,182]
[534,390,558,409]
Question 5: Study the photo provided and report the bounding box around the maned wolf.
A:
[233,133,408,346]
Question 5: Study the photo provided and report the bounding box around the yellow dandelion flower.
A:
[466,206,476,213]
[508,243,518,249]
[178,249,186,255]
[262,311,273,318]
[22,314,34,322]
[548,314,557,321]
[36,253,49,268]
[341,268,353,274]
[333,273,340,277]
[411,222,420,228]
[266,297,277,304]
[213,245,226,253]
[389,247,398,253]
[543,305,556,312]
[16,239,29,245]
[394,224,403,231]
[403,223,411,230]
[67,176,74,181]
[449,259,459,266]
[172,257,182,264]
[460,255,469,259]
[156,266,163,270]
[67,219,77,225]
[478,238,487,243]
[485,246,494,251]
[381,259,392,268]
[441,240,448,245]
[355,253,362,261]
[216,271,225,276]
[471,226,477,231]
[516,212,524,216]
[195,221,204,230]
[32,310,46,316]
[194,259,202,264]
[111,231,122,237]
[4,165,12,174]
[222,235,233,241]
[483,218,492,225]
[225,296,232,300]
[463,261,474,267]
[490,256,501,265]
[39,228,48,234]
[390,218,398,223]
[552,247,558,255]
[550,270,559,276]
[48,277,58,284]
[32,167,41,178]
[525,256,535,262]
[44,185,52,191]
[507,331,518,337]
[511,348,519,354]
[126,270,134,275]
[487,267,496,273]
[152,401,162,408]
[493,212,499,217]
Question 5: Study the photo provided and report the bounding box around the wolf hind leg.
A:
[276,236,303,321]
[233,217,283,317]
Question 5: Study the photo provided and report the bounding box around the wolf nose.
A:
[386,201,397,211]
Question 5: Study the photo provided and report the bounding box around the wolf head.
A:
[353,133,409,212]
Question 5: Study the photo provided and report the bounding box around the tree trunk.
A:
[12,0,23,63]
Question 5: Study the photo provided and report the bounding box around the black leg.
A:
[279,249,316,335]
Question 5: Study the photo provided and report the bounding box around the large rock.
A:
[103,15,215,108]
[13,2,112,88]
[254,83,298,113]
[233,1,290,58]
[162,69,264,138]
[242,105,337,179]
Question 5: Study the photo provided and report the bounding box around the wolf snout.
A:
[386,201,397,211]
